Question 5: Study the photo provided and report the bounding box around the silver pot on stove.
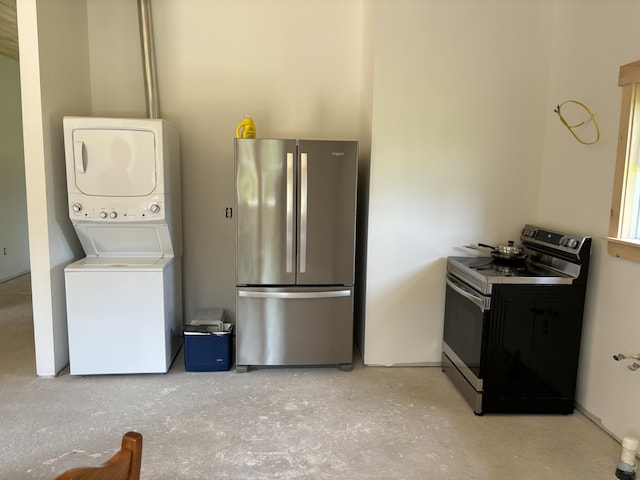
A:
[478,240,527,262]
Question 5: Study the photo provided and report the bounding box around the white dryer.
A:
[63,117,182,375]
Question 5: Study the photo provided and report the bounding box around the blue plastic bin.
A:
[184,308,232,372]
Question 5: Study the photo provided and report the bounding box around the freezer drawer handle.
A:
[238,290,351,299]
[299,152,308,273]
[286,152,294,273]
[74,140,86,174]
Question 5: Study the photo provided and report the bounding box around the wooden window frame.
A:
[607,59,640,263]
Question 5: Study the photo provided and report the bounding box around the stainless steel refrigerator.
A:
[235,138,358,372]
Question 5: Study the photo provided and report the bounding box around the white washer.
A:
[65,256,181,375]
[63,117,182,375]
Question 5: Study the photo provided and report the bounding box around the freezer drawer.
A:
[236,286,354,369]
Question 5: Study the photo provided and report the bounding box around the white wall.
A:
[540,0,640,441]
[85,0,364,325]
[86,0,145,118]
[18,0,90,375]
[363,0,553,365]
[0,55,29,281]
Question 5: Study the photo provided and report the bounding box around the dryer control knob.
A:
[110,211,118,219]
[149,203,161,214]
[72,203,82,213]
[99,211,108,219]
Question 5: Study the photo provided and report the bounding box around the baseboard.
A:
[362,361,441,367]
[0,271,30,284]
[575,401,639,462]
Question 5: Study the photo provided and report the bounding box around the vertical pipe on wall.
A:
[137,0,160,119]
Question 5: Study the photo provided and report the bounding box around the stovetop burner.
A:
[479,262,527,276]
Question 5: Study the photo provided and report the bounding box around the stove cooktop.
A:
[447,256,574,295]
[448,225,591,295]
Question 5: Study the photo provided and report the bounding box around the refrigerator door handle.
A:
[238,290,352,299]
[300,152,308,273]
[286,152,294,273]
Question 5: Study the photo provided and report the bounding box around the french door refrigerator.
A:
[235,138,358,372]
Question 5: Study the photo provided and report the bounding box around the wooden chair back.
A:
[54,431,142,480]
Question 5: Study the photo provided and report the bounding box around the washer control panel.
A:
[68,195,165,222]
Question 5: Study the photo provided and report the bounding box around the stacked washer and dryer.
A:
[63,117,182,375]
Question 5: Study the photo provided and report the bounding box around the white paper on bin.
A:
[188,308,227,331]
[184,322,233,335]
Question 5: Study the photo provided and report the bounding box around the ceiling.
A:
[0,0,18,61]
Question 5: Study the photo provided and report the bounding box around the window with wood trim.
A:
[608,60,640,262]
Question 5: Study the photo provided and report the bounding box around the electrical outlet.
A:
[3,247,6,256]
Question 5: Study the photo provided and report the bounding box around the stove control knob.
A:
[560,237,568,246]
[149,203,161,214]
[567,238,579,249]
[99,211,108,219]
[110,211,118,219]
[72,203,82,213]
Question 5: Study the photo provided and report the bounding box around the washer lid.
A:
[65,255,173,272]
[73,224,175,257]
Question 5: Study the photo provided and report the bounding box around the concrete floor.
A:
[0,274,623,479]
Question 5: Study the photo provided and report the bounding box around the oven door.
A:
[442,273,490,398]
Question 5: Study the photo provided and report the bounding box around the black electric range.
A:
[442,224,591,415]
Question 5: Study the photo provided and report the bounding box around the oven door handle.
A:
[446,276,490,312]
